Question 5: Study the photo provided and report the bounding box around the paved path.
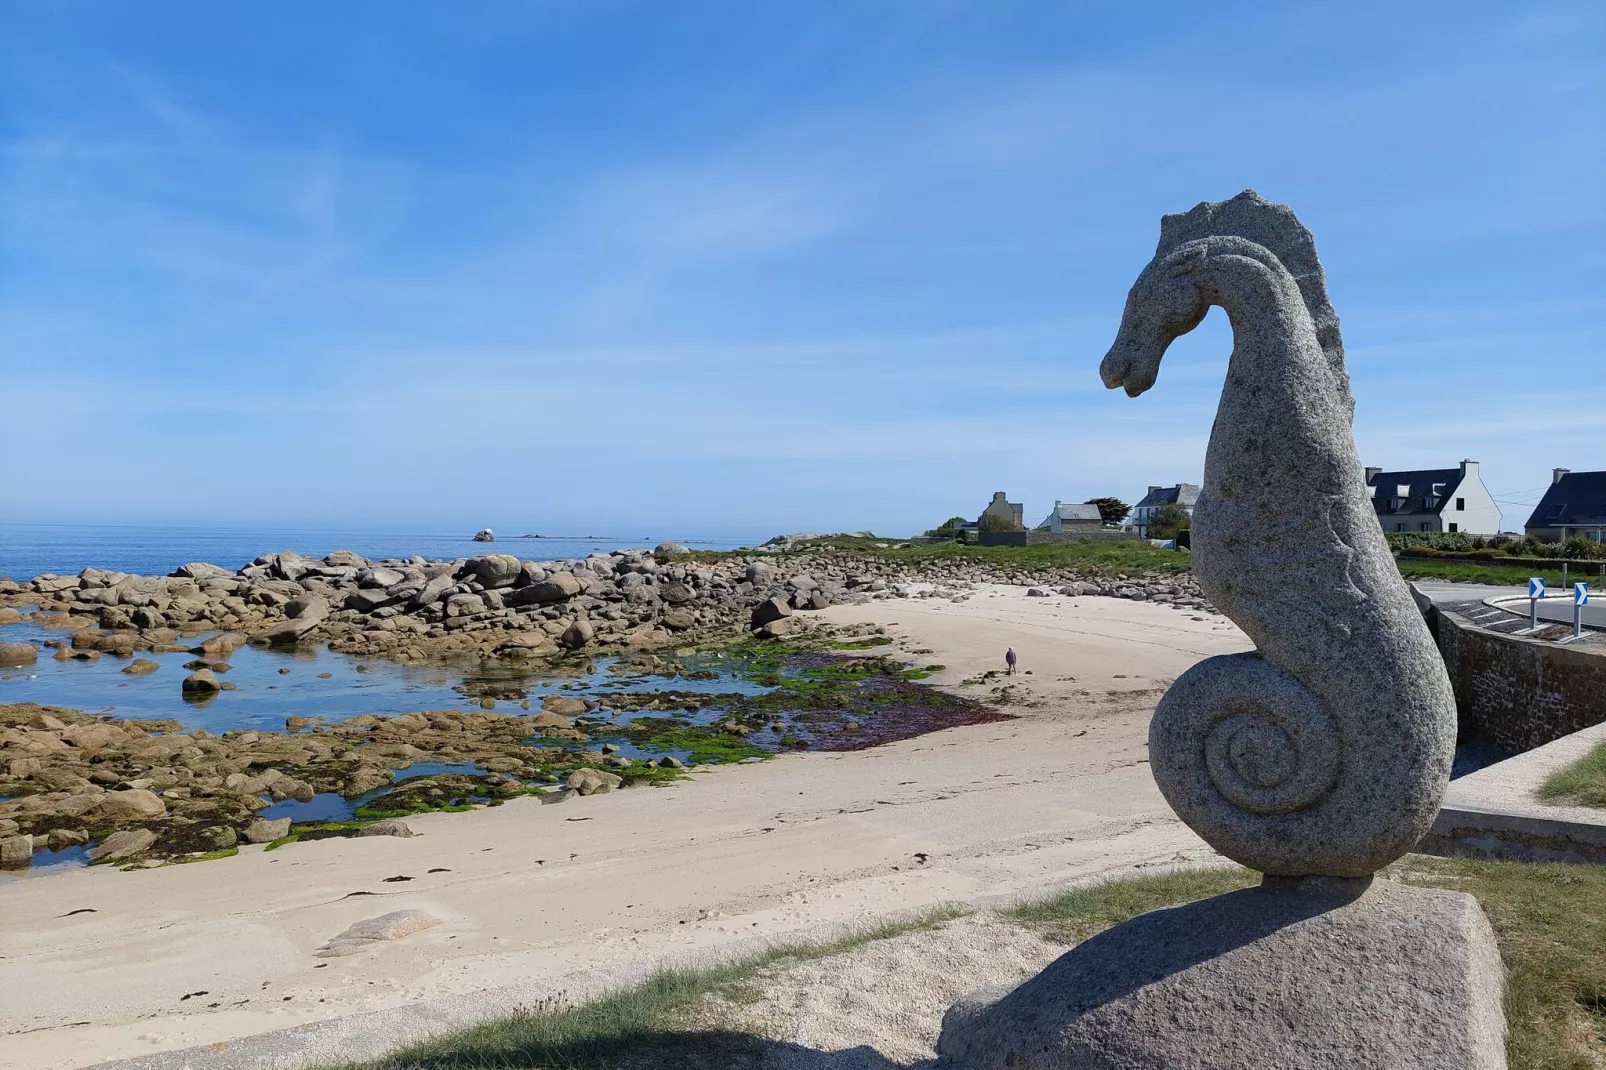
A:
[1411,581,1605,631]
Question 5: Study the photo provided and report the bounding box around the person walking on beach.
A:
[1005,647,1017,675]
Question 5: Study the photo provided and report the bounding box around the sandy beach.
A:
[0,585,1250,1070]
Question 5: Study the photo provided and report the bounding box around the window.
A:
[1396,523,1407,532]
[1396,485,1411,497]
[1448,523,1458,533]
[1419,522,1432,531]
[1456,497,1464,510]
[1431,483,1445,495]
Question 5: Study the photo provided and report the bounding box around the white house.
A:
[1129,484,1200,537]
[1035,501,1105,532]
[1364,460,1501,535]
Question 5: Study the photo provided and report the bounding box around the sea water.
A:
[0,522,765,584]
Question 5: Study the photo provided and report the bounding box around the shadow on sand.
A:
[368,1029,928,1069]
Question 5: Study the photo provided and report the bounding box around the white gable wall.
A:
[1443,463,1503,535]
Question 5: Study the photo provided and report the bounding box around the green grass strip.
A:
[1535,741,1606,809]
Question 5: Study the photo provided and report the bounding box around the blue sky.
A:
[2,1,1602,537]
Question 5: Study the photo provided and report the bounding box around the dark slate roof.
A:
[1135,484,1200,509]
[1366,468,1461,517]
[1055,503,1103,522]
[1525,471,1606,530]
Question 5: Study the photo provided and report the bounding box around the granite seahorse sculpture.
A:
[1099,191,1457,876]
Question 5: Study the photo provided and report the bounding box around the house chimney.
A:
[1148,485,1161,494]
[1460,460,1478,478]
[1364,466,1382,484]
[1553,467,1571,485]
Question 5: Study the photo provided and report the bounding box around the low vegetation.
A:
[315,857,1605,1070]
[787,534,1194,577]
[316,907,968,1070]
[1536,742,1606,809]
[1386,532,1606,561]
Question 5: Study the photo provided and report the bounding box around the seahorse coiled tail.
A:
[1099,192,1457,877]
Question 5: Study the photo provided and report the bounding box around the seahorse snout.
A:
[1100,336,1162,397]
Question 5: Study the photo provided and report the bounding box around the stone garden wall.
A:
[1433,605,1606,753]
[976,530,1140,547]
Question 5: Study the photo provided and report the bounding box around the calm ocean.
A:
[0,523,766,582]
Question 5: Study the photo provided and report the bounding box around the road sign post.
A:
[1529,577,1545,630]
[1575,583,1590,640]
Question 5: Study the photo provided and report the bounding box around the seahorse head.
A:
[1100,190,1351,400]
[1099,241,1211,398]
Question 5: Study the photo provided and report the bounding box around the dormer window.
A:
[1423,496,1439,510]
[1396,485,1410,497]
[1431,483,1445,495]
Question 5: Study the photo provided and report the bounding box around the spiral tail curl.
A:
[1150,652,1350,875]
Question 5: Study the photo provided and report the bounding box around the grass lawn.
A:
[316,858,1603,1070]
[1537,741,1606,809]
[704,533,1600,589]
[777,534,1194,578]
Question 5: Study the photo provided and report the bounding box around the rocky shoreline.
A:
[0,632,1008,872]
[0,540,1214,873]
[0,541,1215,669]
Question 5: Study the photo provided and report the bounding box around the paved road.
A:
[1411,581,1605,631]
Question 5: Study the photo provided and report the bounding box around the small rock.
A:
[566,768,623,796]
[121,658,160,675]
[0,834,33,867]
[0,642,39,666]
[92,789,167,820]
[359,819,416,839]
[87,829,156,863]
[750,596,791,629]
[317,910,442,957]
[558,618,595,650]
[182,668,220,693]
[47,828,90,849]
[245,817,292,844]
[207,826,238,848]
[543,695,589,717]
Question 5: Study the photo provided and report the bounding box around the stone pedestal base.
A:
[938,876,1505,1069]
